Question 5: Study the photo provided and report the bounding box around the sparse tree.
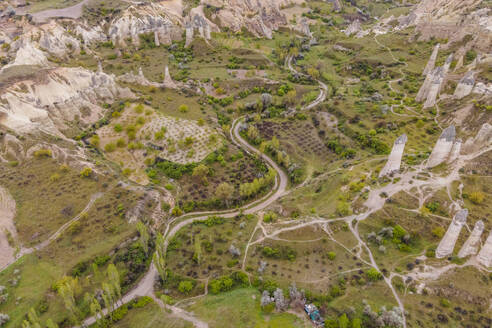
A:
[215,182,234,207]
[57,277,81,323]
[107,264,121,303]
[136,221,149,255]
[46,319,58,328]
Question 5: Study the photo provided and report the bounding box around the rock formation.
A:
[344,19,361,36]
[435,209,468,259]
[462,123,492,154]
[0,67,133,136]
[454,71,475,99]
[477,230,492,267]
[379,134,407,177]
[417,54,453,108]
[427,126,461,168]
[0,186,17,270]
[457,220,484,258]
[398,0,491,52]
[118,67,160,87]
[117,66,179,90]
[422,44,439,76]
[295,17,312,37]
[472,82,492,95]
[75,24,107,46]
[108,3,183,47]
[1,40,48,71]
[203,0,292,39]
[184,6,217,47]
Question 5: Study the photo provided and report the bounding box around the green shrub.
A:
[440,298,451,308]
[80,167,92,178]
[366,268,382,281]
[33,149,52,158]
[178,280,194,294]
[112,304,128,321]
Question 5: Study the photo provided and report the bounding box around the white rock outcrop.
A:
[344,19,361,36]
[472,82,492,95]
[379,134,407,177]
[462,123,492,154]
[422,43,439,76]
[108,3,183,47]
[117,66,178,90]
[75,24,107,45]
[477,230,492,267]
[427,125,459,168]
[203,0,294,39]
[398,0,491,52]
[457,220,484,258]
[1,40,48,71]
[435,209,468,259]
[0,67,133,136]
[454,71,475,99]
[0,186,17,270]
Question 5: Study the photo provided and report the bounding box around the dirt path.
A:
[1,191,103,272]
[0,186,17,270]
[24,0,90,23]
[286,55,327,112]
[75,116,291,328]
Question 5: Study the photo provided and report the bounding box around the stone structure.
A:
[457,220,484,258]
[427,126,460,168]
[435,209,468,259]
[454,71,475,99]
[379,134,407,177]
[477,231,492,267]
[422,43,439,76]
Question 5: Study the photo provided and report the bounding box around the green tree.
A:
[107,264,121,301]
[178,281,194,294]
[351,318,362,328]
[89,296,102,326]
[338,313,349,328]
[80,167,92,178]
[46,319,59,328]
[136,221,149,255]
[366,268,383,281]
[215,182,234,207]
[57,277,81,323]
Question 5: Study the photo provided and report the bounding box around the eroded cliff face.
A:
[400,0,491,52]
[202,0,303,38]
[108,2,184,47]
[0,67,133,136]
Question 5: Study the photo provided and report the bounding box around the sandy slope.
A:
[0,186,17,269]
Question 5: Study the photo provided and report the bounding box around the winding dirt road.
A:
[78,117,290,328]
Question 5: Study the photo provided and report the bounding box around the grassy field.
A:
[0,158,111,246]
[186,288,312,328]
[111,302,193,328]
